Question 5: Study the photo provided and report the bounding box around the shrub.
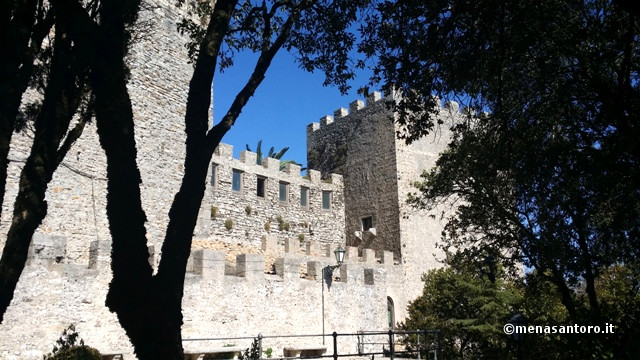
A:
[245,205,252,215]
[275,215,289,231]
[298,233,305,243]
[278,221,290,232]
[264,221,271,232]
[224,218,234,230]
[44,324,101,360]
[210,205,218,219]
[239,338,260,360]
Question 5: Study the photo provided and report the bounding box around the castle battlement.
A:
[199,142,345,249]
[0,1,435,358]
[13,230,403,360]
[25,234,399,288]
[212,143,343,185]
[307,92,468,136]
[306,92,386,134]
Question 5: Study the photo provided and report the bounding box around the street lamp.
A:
[322,245,346,344]
[332,245,345,269]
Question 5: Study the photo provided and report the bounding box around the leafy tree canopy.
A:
[362,0,639,357]
[400,264,520,360]
[402,261,637,359]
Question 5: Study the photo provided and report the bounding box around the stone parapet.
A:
[204,141,345,249]
[2,236,400,360]
[27,239,401,288]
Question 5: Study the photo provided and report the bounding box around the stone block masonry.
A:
[0,0,460,357]
[307,92,462,312]
[306,92,403,260]
[0,238,402,359]
[193,143,345,250]
[0,1,196,263]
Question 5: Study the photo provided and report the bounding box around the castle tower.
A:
[307,92,459,302]
[1,1,197,262]
[0,2,197,356]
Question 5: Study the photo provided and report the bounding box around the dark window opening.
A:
[257,177,266,198]
[322,191,331,210]
[279,182,289,202]
[362,216,373,231]
[387,297,395,330]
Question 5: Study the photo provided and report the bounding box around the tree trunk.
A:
[0,0,53,219]
[86,2,186,358]
[0,0,42,222]
[0,26,87,322]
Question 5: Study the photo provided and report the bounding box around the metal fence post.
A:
[332,332,338,360]
[423,329,429,360]
[388,330,394,360]
[417,331,421,360]
[258,333,263,360]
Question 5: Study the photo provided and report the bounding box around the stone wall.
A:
[0,238,402,359]
[193,143,345,249]
[306,93,402,260]
[306,94,461,307]
[0,0,459,357]
[394,101,460,301]
[0,1,194,261]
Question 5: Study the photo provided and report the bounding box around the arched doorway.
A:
[387,296,395,330]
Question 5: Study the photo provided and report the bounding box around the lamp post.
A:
[322,245,346,344]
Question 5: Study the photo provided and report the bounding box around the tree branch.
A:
[154,0,239,288]
[206,10,299,148]
[56,99,92,166]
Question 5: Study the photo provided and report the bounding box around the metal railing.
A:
[183,329,440,360]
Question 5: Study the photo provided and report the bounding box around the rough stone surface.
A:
[0,2,461,359]
[307,92,460,308]
[0,240,400,359]
[198,144,345,250]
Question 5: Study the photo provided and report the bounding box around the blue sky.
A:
[212,49,370,170]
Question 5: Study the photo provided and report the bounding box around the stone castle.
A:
[0,2,459,359]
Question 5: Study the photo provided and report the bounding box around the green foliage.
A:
[224,218,234,230]
[176,0,211,65]
[245,205,252,215]
[210,205,218,219]
[367,1,640,357]
[400,266,520,359]
[238,338,261,360]
[594,265,640,356]
[275,215,289,231]
[278,221,290,232]
[264,220,271,232]
[263,347,273,358]
[43,325,101,360]
[246,140,301,170]
[404,264,636,359]
[298,233,305,243]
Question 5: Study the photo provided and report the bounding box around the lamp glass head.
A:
[334,245,346,265]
